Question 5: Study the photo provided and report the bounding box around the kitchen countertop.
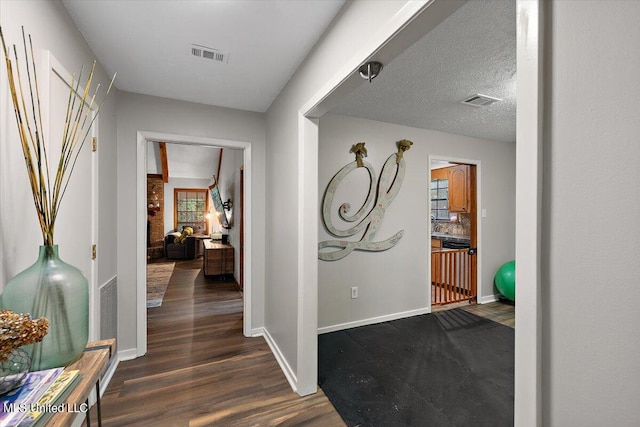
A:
[431,232,471,242]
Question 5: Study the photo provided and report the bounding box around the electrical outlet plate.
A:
[351,287,358,299]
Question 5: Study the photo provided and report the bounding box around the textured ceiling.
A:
[62,0,515,143]
[331,0,516,143]
[62,0,345,112]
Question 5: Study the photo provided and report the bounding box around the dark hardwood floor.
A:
[461,299,515,328]
[97,258,344,426]
[432,297,515,329]
[94,256,514,426]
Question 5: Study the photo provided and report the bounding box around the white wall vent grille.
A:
[191,44,228,64]
[461,94,502,107]
[100,277,117,340]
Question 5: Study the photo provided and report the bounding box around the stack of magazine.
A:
[0,367,80,427]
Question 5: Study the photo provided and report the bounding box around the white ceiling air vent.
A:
[461,94,501,107]
[191,44,228,64]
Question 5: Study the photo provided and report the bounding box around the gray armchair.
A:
[164,234,196,260]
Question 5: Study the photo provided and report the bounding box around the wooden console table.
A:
[191,234,210,257]
[203,240,234,277]
[49,338,115,427]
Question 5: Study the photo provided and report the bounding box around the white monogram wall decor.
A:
[318,140,413,261]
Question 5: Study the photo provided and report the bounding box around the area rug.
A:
[146,261,175,308]
[318,308,514,427]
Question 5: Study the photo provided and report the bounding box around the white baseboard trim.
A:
[100,355,119,397]
[117,347,138,361]
[71,414,84,427]
[318,307,431,335]
[478,294,499,304]
[262,327,298,393]
[250,327,265,337]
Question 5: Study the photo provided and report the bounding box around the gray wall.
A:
[318,114,515,330]
[116,91,266,353]
[542,1,640,425]
[0,0,118,323]
[265,0,411,385]
[217,148,244,281]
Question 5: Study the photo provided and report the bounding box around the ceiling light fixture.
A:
[359,61,383,83]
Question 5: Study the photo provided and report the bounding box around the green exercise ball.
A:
[494,260,516,302]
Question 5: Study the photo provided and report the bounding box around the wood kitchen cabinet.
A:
[431,238,442,249]
[447,164,470,213]
[203,240,234,277]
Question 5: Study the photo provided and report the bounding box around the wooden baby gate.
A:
[431,248,477,305]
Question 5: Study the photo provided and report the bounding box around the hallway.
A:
[98,258,343,426]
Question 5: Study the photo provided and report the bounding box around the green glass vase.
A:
[0,245,88,370]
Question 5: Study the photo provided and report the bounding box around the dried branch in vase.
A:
[0,26,116,246]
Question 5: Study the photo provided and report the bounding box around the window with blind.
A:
[174,188,209,233]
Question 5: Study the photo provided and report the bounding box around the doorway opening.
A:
[144,141,240,295]
[298,2,542,420]
[430,159,478,309]
[135,131,253,357]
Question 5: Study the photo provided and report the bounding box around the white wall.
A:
[265,0,419,390]
[148,141,221,180]
[542,1,640,425]
[163,177,211,234]
[0,1,118,296]
[318,114,515,330]
[217,148,243,281]
[117,91,266,353]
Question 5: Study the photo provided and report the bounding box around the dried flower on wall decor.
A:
[395,139,413,164]
[318,140,412,261]
[350,142,367,168]
[0,26,116,246]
